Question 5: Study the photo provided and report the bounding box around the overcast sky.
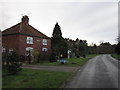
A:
[0,0,119,45]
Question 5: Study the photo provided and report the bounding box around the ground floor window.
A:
[26,47,33,56]
[42,48,47,52]
[9,48,13,53]
[2,47,6,53]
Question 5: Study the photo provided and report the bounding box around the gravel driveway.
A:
[22,65,79,72]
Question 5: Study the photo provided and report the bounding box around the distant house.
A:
[2,15,51,60]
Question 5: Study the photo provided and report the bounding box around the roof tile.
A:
[2,22,50,39]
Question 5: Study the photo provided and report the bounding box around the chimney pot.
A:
[21,15,29,25]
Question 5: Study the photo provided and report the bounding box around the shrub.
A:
[31,49,40,63]
[39,53,50,62]
[3,51,22,75]
[49,53,57,62]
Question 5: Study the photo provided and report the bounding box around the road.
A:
[65,54,119,88]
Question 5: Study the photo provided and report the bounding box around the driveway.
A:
[65,54,119,88]
[22,65,79,72]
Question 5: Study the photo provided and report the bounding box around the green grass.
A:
[111,54,120,60]
[2,54,98,88]
[30,54,98,67]
[2,69,72,88]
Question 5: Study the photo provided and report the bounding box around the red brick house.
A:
[2,15,51,60]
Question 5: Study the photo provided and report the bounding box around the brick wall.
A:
[2,35,19,54]
[2,34,51,56]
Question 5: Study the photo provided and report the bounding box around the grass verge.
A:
[2,69,72,88]
[30,54,98,67]
[3,54,98,88]
[111,54,120,60]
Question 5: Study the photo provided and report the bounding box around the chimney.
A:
[21,15,29,25]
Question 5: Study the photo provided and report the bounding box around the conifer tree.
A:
[51,22,68,61]
[52,22,62,38]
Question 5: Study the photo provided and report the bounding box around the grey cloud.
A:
[0,1,118,45]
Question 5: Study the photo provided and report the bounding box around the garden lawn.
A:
[65,54,97,66]
[31,54,98,67]
[111,54,120,60]
[2,69,72,88]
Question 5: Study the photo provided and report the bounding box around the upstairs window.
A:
[42,39,47,45]
[27,37,33,44]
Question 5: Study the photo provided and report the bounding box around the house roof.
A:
[2,16,50,39]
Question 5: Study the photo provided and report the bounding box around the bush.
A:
[39,53,50,61]
[31,49,51,63]
[49,53,57,62]
[3,51,22,75]
[2,52,7,65]
[31,49,40,63]
[83,55,86,58]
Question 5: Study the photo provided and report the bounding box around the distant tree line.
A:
[87,36,120,55]
[64,38,87,58]
[88,42,116,54]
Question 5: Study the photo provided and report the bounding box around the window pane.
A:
[42,48,47,52]
[27,37,33,44]
[2,48,6,52]
[9,49,13,53]
[26,47,33,56]
[43,39,47,45]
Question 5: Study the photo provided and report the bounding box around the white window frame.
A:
[9,48,13,53]
[42,48,48,52]
[42,39,47,45]
[2,47,6,52]
[26,37,33,44]
[26,47,33,56]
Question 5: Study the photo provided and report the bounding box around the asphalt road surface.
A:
[65,54,119,88]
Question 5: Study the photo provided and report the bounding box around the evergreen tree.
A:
[52,22,62,38]
[51,22,68,61]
